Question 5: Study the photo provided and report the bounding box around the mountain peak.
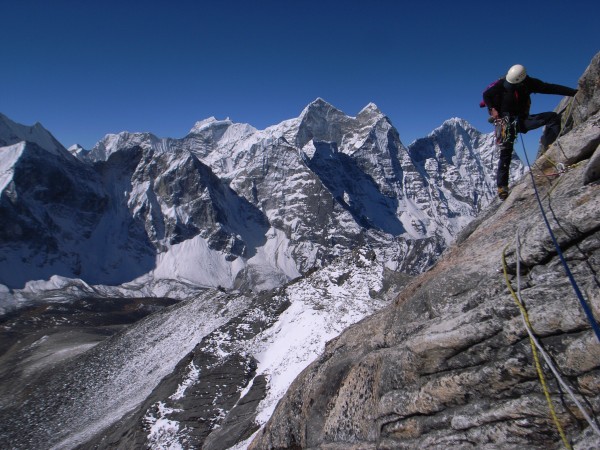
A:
[442,117,472,129]
[68,143,89,160]
[356,102,385,124]
[308,97,333,108]
[300,100,385,126]
[358,102,381,115]
[87,130,160,162]
[296,99,349,148]
[426,117,478,139]
[189,116,233,134]
[300,98,345,118]
[0,112,68,157]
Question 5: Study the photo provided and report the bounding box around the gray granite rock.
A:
[584,144,600,184]
[249,52,600,450]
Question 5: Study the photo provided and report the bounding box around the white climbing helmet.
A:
[506,64,527,84]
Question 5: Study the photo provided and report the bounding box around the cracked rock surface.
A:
[249,52,600,450]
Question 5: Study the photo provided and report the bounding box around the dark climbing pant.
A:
[496,112,561,188]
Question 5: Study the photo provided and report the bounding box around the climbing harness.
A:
[520,138,600,344]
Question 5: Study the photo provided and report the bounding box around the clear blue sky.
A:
[2,0,597,161]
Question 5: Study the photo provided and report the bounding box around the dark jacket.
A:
[483,76,577,119]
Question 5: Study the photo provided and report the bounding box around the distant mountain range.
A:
[0,100,524,302]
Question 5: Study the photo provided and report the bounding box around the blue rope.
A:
[521,139,600,343]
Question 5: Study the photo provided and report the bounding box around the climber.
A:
[482,64,577,200]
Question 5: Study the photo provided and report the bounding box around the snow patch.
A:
[0,142,25,193]
[152,235,243,288]
[246,252,387,430]
[144,401,184,450]
[170,362,201,401]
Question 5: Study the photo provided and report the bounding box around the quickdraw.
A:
[534,158,585,179]
[535,161,567,178]
[494,116,518,144]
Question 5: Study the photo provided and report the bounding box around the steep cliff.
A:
[249,53,600,450]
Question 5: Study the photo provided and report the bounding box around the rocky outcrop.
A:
[249,53,600,449]
[538,51,600,175]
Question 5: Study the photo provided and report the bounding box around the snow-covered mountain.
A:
[0,100,531,449]
[1,100,522,301]
[0,140,155,291]
[0,112,68,157]
[67,143,88,159]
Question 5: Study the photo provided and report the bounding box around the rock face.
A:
[0,290,252,450]
[249,53,600,449]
